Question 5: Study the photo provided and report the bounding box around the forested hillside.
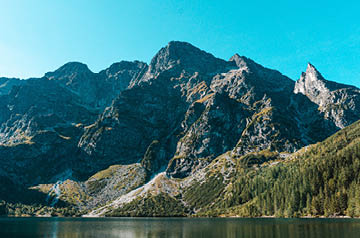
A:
[187,120,360,217]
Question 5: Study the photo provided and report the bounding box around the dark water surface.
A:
[1,217,360,238]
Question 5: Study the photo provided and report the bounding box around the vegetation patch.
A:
[105,193,188,217]
[196,93,214,104]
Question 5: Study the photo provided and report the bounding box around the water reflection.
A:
[0,217,359,238]
[49,218,58,238]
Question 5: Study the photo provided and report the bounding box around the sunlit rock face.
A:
[0,41,359,188]
[295,63,360,128]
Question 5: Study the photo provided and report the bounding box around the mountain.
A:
[97,119,360,218]
[0,60,148,206]
[0,41,359,217]
[294,63,360,128]
[45,61,147,108]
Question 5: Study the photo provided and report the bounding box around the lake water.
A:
[1,217,360,238]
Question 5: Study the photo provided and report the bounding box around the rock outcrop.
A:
[295,63,360,128]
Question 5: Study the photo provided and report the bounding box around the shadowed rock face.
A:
[0,60,148,186]
[0,77,24,96]
[78,76,188,171]
[45,61,147,108]
[0,41,359,187]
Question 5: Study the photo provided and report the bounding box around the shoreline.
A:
[1,214,359,219]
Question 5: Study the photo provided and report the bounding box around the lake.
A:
[0,217,360,238]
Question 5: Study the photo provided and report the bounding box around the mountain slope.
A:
[0,60,148,199]
[98,119,360,218]
[45,61,147,108]
[0,41,359,217]
[80,42,360,179]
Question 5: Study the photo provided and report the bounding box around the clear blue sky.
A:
[1,0,359,87]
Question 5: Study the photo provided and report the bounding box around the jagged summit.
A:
[165,40,209,55]
[228,54,267,72]
[294,63,357,105]
[294,63,329,102]
[229,53,242,61]
[306,62,318,71]
[45,62,92,79]
[99,60,148,83]
[294,63,360,128]
[102,61,147,75]
[141,41,230,81]
[305,62,326,82]
[43,60,147,108]
[229,54,248,68]
[167,40,197,49]
[306,62,315,69]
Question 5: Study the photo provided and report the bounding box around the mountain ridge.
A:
[0,41,359,217]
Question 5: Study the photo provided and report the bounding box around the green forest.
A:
[190,120,360,217]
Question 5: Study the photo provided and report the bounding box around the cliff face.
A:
[45,61,147,108]
[0,60,147,187]
[294,63,360,128]
[0,41,359,214]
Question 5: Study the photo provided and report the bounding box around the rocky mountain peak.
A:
[293,63,358,107]
[294,63,331,106]
[228,54,280,76]
[103,61,147,77]
[229,53,247,65]
[303,62,330,87]
[294,63,360,128]
[141,41,230,82]
[305,62,321,75]
[229,54,249,70]
[45,62,92,80]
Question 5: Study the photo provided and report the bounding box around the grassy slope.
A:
[2,163,147,216]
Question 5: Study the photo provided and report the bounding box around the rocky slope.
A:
[0,77,24,95]
[45,61,147,108]
[0,41,359,216]
[0,60,148,200]
[96,119,360,218]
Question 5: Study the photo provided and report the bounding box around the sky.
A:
[0,0,359,87]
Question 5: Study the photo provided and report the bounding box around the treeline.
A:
[106,193,189,217]
[0,200,83,217]
[196,121,360,217]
